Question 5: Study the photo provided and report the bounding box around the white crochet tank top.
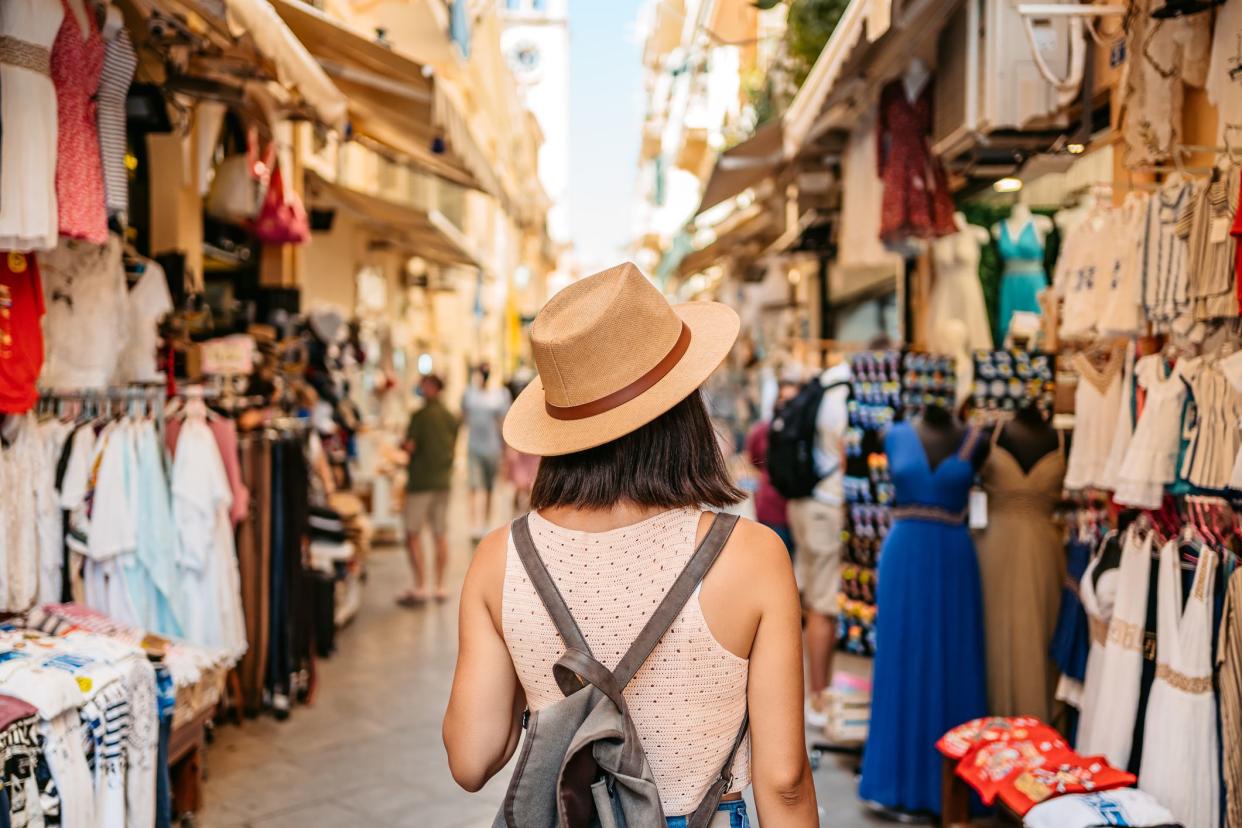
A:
[502,508,751,816]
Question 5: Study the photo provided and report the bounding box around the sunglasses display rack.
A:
[839,349,957,656]
[970,350,1056,417]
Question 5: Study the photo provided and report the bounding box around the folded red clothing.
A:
[997,755,1137,816]
[953,731,1070,804]
[937,716,1055,760]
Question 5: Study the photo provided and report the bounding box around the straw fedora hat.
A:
[503,262,740,457]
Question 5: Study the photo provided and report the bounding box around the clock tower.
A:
[500,0,571,249]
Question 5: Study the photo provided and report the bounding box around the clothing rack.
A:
[37,384,173,457]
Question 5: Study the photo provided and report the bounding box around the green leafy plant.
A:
[786,0,849,87]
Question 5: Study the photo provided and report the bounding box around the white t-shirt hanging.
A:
[116,260,172,383]
[1206,0,1242,145]
[1055,210,1113,338]
[38,236,128,390]
[171,416,246,656]
[1097,193,1149,336]
[86,422,136,561]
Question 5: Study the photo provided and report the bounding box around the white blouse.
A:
[1064,346,1127,490]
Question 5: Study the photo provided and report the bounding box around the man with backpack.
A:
[767,358,851,732]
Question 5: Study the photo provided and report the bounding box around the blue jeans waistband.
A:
[666,799,749,827]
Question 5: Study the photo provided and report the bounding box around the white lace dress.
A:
[1139,540,1219,828]
[1115,355,1186,509]
[1073,536,1119,749]
[1077,527,1152,768]
[0,0,63,251]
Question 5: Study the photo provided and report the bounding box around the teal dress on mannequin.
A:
[996,220,1048,342]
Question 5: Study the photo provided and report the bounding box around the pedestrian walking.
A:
[462,363,511,542]
[399,374,459,605]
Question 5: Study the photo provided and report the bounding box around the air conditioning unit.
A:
[933,0,1077,160]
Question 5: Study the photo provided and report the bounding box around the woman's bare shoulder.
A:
[700,513,796,582]
[699,515,798,658]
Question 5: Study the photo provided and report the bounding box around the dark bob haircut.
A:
[529,390,744,511]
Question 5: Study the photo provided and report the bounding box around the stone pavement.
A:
[195,488,899,827]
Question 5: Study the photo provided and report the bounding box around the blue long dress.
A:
[859,422,988,814]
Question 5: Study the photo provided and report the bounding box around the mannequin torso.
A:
[913,405,989,471]
[903,57,932,102]
[992,202,1054,246]
[992,405,1069,473]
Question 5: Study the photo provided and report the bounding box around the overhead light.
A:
[1067,143,1086,154]
[994,177,1024,193]
[788,268,802,285]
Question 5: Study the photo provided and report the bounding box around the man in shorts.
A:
[400,374,459,604]
[787,358,850,731]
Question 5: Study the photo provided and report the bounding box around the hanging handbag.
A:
[254,162,311,245]
[206,128,275,224]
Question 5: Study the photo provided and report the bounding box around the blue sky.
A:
[567,0,646,271]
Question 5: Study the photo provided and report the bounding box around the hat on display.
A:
[503,262,740,457]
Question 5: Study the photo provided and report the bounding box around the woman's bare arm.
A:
[733,522,819,824]
[443,528,524,791]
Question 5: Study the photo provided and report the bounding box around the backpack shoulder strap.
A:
[612,512,740,690]
[685,712,750,828]
[510,514,592,656]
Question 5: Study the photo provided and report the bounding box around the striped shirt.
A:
[1177,164,1240,322]
[1219,568,1242,828]
[1142,179,1194,329]
[97,25,137,223]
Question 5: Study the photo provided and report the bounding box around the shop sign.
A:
[200,335,257,377]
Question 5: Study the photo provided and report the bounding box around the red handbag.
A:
[253,162,311,245]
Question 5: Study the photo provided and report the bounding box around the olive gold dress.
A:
[975,428,1067,720]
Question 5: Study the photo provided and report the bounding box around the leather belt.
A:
[892,505,968,526]
[545,323,692,421]
[0,36,51,77]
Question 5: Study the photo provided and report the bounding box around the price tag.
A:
[969,488,988,529]
[1210,216,1232,244]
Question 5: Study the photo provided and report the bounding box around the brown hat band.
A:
[544,323,693,421]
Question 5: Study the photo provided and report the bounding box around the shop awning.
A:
[269,0,501,197]
[678,203,774,278]
[306,171,482,268]
[221,0,347,129]
[696,120,785,216]
[137,0,347,129]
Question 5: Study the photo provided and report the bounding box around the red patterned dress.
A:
[876,79,956,243]
[51,0,107,244]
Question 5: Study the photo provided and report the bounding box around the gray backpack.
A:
[494,512,749,828]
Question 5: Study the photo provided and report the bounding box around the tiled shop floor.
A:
[196,489,935,827]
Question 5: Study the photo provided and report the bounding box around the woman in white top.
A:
[443,263,817,826]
